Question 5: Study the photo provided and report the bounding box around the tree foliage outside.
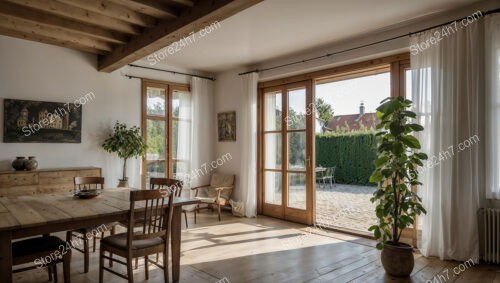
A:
[316,98,334,124]
[102,121,147,180]
[368,97,427,249]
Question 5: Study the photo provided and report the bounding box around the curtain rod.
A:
[238,7,500,76]
[128,64,216,81]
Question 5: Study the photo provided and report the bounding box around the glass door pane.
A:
[171,88,191,180]
[265,171,282,205]
[287,88,307,130]
[263,89,283,207]
[286,87,307,211]
[147,87,166,116]
[288,173,306,209]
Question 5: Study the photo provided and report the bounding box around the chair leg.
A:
[63,252,71,283]
[109,226,115,267]
[217,204,221,221]
[48,265,53,281]
[163,247,169,283]
[93,234,97,252]
[145,256,149,280]
[194,205,198,224]
[135,257,138,269]
[83,235,89,273]
[127,257,135,283]
[99,248,104,283]
[53,264,58,282]
[184,211,188,228]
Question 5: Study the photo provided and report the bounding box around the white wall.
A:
[213,69,245,201]
[0,36,191,188]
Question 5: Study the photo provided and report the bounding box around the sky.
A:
[315,72,390,116]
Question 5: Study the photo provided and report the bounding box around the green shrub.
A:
[316,131,377,186]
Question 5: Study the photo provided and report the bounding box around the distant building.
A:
[325,102,379,132]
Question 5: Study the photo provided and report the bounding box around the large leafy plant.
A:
[369,97,427,249]
[102,122,147,180]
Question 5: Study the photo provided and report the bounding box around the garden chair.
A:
[318,166,335,189]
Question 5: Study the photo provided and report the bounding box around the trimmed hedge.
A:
[316,131,377,186]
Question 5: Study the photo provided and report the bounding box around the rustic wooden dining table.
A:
[0,188,198,282]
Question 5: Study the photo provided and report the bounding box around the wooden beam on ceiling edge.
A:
[98,0,263,73]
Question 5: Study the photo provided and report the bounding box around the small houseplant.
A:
[369,97,427,277]
[102,122,147,187]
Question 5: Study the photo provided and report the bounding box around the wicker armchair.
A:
[191,174,235,222]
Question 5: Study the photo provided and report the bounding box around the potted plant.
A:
[102,122,147,187]
[369,97,427,277]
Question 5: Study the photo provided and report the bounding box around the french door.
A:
[141,80,190,189]
[260,80,314,225]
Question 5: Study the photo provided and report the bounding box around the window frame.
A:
[141,79,190,189]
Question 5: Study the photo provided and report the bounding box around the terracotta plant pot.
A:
[381,242,414,277]
[117,178,129,188]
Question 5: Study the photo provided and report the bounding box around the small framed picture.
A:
[217,111,236,142]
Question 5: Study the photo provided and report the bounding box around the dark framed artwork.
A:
[217,111,236,142]
[3,99,82,143]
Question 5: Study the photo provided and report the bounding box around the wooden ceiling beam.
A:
[166,0,195,8]
[0,14,114,54]
[107,0,179,18]
[5,0,142,35]
[62,0,157,28]
[0,2,128,44]
[98,0,263,72]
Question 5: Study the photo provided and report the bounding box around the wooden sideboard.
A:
[0,167,101,197]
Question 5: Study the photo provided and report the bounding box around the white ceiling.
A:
[144,0,479,73]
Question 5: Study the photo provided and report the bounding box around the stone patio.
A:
[315,183,378,235]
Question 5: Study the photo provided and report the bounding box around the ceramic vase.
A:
[24,156,38,171]
[12,157,26,171]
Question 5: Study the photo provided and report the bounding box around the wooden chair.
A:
[12,235,71,282]
[99,189,174,283]
[120,178,186,268]
[192,173,235,222]
[149,178,188,228]
[67,177,116,273]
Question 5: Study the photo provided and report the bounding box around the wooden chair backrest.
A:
[150,178,183,197]
[128,190,174,247]
[74,176,104,192]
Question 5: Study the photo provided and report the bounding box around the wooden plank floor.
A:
[12,210,499,282]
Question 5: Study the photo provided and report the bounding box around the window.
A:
[141,80,191,189]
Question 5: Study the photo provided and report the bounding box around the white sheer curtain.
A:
[411,18,485,262]
[190,77,215,190]
[264,93,278,204]
[175,89,192,196]
[240,73,259,217]
[485,14,500,199]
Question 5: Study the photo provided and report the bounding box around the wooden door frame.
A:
[257,53,413,238]
[141,79,190,189]
[259,80,314,225]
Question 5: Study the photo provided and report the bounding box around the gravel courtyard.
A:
[315,183,378,234]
